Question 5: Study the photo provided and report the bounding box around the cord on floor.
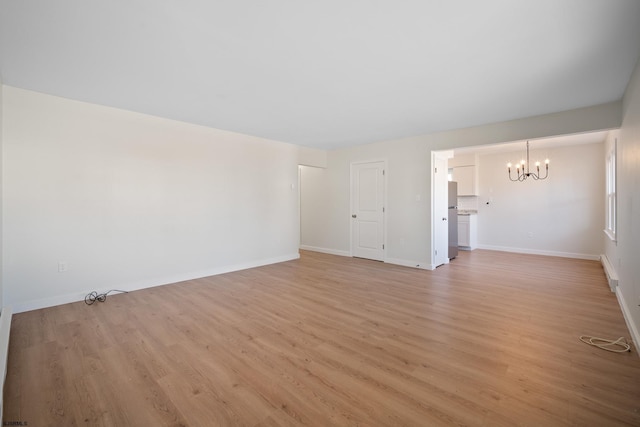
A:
[84,289,129,305]
[579,335,631,353]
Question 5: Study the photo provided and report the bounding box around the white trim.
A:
[615,288,640,357]
[349,159,388,262]
[600,254,619,291]
[10,253,300,313]
[430,151,454,268]
[299,248,435,270]
[605,137,617,241]
[430,152,437,268]
[299,245,351,257]
[0,306,14,421]
[385,258,433,270]
[298,165,302,250]
[477,244,599,261]
[603,228,617,243]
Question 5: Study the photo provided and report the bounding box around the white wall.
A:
[0,77,3,309]
[301,138,432,266]
[608,58,640,346]
[476,142,605,259]
[300,101,621,269]
[298,147,327,168]
[2,87,301,312]
[299,165,347,255]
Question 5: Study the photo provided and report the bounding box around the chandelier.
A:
[507,141,549,181]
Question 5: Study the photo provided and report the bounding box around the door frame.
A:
[350,159,388,261]
[430,150,453,269]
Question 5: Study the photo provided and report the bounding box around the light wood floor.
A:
[3,250,640,426]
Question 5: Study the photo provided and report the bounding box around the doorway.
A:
[432,152,451,267]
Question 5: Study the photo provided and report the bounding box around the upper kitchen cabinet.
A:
[451,165,478,195]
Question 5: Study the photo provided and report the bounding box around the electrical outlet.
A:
[58,261,68,272]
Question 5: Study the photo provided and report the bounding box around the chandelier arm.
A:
[506,141,549,182]
[538,167,549,180]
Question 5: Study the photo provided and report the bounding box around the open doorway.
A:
[431,151,451,268]
[430,131,609,268]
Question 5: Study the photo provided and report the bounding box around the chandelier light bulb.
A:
[507,141,549,182]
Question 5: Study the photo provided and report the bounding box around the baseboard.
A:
[299,245,351,257]
[615,288,640,357]
[600,254,619,292]
[11,253,300,314]
[0,306,14,420]
[385,258,433,270]
[299,246,435,270]
[477,244,599,261]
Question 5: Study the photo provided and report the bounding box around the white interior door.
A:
[433,154,448,267]
[351,161,385,261]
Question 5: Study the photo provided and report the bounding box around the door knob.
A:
[442,217,447,221]
[352,214,357,218]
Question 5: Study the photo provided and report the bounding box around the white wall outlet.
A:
[58,261,68,272]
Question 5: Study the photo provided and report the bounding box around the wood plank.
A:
[3,250,640,426]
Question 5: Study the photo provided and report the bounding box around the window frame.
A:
[605,137,617,242]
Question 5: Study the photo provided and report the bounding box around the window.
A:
[605,138,617,241]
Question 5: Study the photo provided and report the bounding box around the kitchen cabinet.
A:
[458,214,477,250]
[451,165,477,195]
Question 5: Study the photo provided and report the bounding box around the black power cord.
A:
[84,289,129,305]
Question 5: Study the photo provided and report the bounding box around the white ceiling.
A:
[1,1,639,150]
